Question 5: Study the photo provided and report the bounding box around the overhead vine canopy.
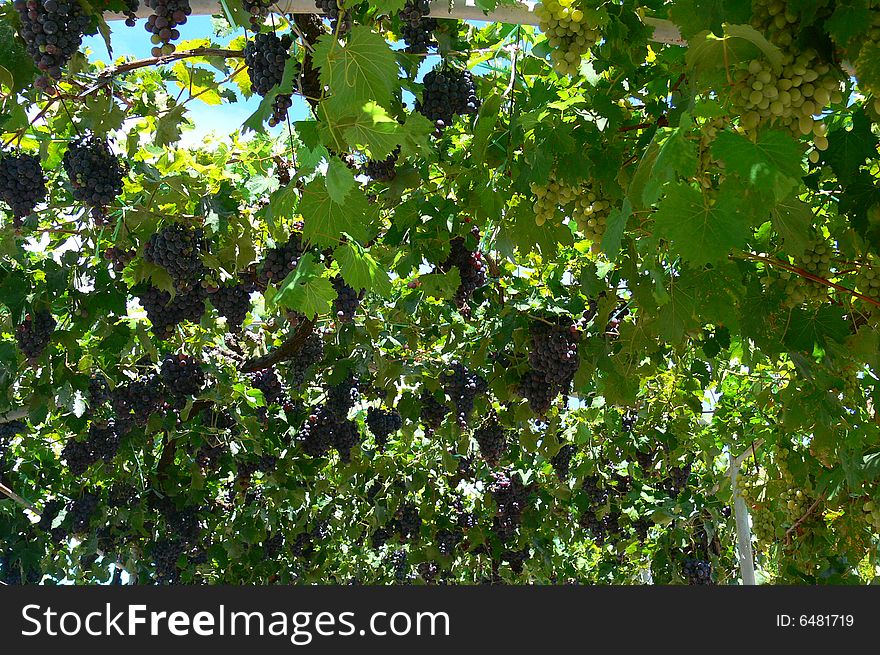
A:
[0,0,879,586]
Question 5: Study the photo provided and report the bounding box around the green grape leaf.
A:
[601,198,631,259]
[653,182,749,265]
[772,194,813,257]
[300,179,371,247]
[313,26,399,110]
[273,253,335,319]
[855,40,880,95]
[711,129,803,198]
[334,241,392,296]
[369,0,407,15]
[822,110,878,185]
[325,156,357,204]
[0,22,36,93]
[668,0,752,40]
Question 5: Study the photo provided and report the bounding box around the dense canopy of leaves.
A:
[1,0,880,585]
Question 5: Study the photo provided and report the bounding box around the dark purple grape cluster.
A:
[332,277,362,323]
[144,0,191,57]
[502,547,529,575]
[580,474,609,508]
[389,548,410,583]
[418,388,448,430]
[517,369,555,415]
[299,407,336,457]
[14,0,90,84]
[331,418,361,463]
[621,409,637,432]
[152,538,184,583]
[62,135,126,210]
[245,32,292,96]
[666,464,691,498]
[122,0,138,26]
[160,353,206,397]
[682,557,712,585]
[439,236,487,314]
[440,361,488,426]
[473,412,507,466]
[0,420,23,476]
[242,0,271,29]
[400,0,436,53]
[135,284,207,339]
[528,317,581,387]
[315,0,351,34]
[363,146,399,182]
[519,317,581,414]
[435,528,463,556]
[550,443,577,480]
[579,508,619,546]
[70,491,100,533]
[416,66,480,134]
[366,406,402,449]
[371,526,391,549]
[326,375,359,421]
[249,367,284,404]
[257,232,304,288]
[103,246,135,272]
[417,561,440,583]
[635,449,653,471]
[15,309,56,360]
[0,152,46,223]
[144,224,208,289]
[289,332,324,386]
[210,282,251,332]
[111,374,164,426]
[392,502,421,540]
[263,531,284,558]
[269,93,293,127]
[488,470,534,542]
[195,442,226,469]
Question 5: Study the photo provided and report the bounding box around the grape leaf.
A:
[653,182,748,265]
[822,111,878,185]
[300,179,371,247]
[273,253,336,319]
[855,40,880,95]
[601,197,631,259]
[334,241,392,296]
[772,194,813,257]
[313,26,399,109]
[711,129,803,199]
[326,156,356,204]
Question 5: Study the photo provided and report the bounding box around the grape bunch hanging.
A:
[14,0,91,87]
[245,32,293,96]
[210,283,251,332]
[439,234,487,315]
[366,406,403,449]
[315,0,351,34]
[257,232,304,288]
[144,0,191,57]
[399,0,436,54]
[363,147,399,182]
[331,277,362,323]
[15,310,56,360]
[0,152,47,225]
[242,0,271,30]
[416,66,480,134]
[534,0,603,76]
[473,412,508,466]
[518,316,581,415]
[135,284,207,339]
[61,136,126,217]
[144,223,209,289]
[160,353,206,398]
[441,362,488,427]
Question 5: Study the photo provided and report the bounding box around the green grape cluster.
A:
[534,0,602,76]
[697,117,726,188]
[530,176,578,226]
[733,52,840,147]
[780,240,834,307]
[861,498,880,531]
[572,186,611,246]
[855,256,880,306]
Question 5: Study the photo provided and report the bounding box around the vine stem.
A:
[784,494,825,545]
[0,481,36,512]
[734,252,880,308]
